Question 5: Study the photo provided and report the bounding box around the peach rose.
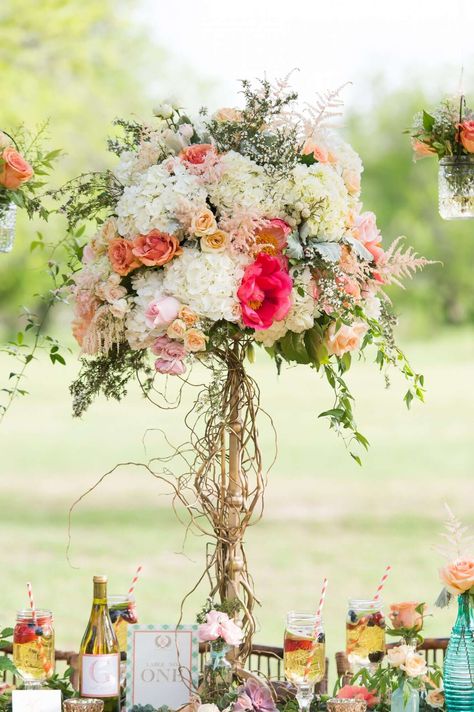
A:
[440,557,474,595]
[201,230,229,253]
[411,139,436,160]
[180,143,215,165]
[191,208,217,237]
[325,321,367,357]
[386,644,410,668]
[400,651,428,678]
[178,305,198,327]
[301,139,329,163]
[459,120,474,153]
[343,168,361,196]
[353,211,384,263]
[167,318,186,340]
[389,602,426,631]
[132,230,182,267]
[184,328,207,353]
[425,689,444,709]
[108,238,141,276]
[214,107,243,123]
[0,147,34,189]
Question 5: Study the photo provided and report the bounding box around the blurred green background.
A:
[1,0,473,684]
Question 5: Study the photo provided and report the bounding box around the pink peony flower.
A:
[151,335,187,360]
[145,296,180,329]
[132,230,182,267]
[198,610,243,647]
[234,678,277,712]
[353,211,384,263]
[237,253,293,330]
[337,685,379,709]
[180,143,215,165]
[154,358,186,375]
[254,218,292,256]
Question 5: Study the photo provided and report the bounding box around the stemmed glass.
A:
[284,611,326,712]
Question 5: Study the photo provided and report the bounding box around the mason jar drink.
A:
[108,595,138,652]
[13,609,55,685]
[346,598,385,671]
[284,611,326,687]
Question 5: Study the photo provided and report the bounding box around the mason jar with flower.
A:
[198,603,243,701]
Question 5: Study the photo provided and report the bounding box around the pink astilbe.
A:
[219,209,269,253]
[81,305,125,355]
[377,237,434,289]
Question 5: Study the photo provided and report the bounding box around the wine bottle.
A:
[80,575,120,712]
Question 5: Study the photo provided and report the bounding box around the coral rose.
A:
[440,557,474,595]
[254,218,291,256]
[400,651,428,678]
[411,139,436,160]
[353,211,384,263]
[184,328,207,353]
[201,230,229,253]
[237,252,293,331]
[425,688,445,709]
[389,602,426,631]
[325,321,367,357]
[191,208,217,237]
[145,296,180,329]
[0,147,34,189]
[132,230,182,267]
[459,120,474,153]
[337,685,379,708]
[108,238,141,276]
[180,143,215,165]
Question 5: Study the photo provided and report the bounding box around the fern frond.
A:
[379,236,435,288]
[436,504,474,560]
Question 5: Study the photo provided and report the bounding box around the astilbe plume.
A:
[378,236,435,288]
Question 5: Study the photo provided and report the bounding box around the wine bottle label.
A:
[81,653,120,697]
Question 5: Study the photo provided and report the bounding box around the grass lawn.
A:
[1,327,473,685]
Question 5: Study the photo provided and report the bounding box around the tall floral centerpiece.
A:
[62,77,429,660]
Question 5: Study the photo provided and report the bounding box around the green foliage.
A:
[196,597,242,624]
[410,97,473,159]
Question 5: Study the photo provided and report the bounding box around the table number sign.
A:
[126,624,199,711]
[12,690,62,712]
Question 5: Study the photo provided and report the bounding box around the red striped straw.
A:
[373,565,392,601]
[303,578,328,679]
[128,565,143,597]
[26,581,37,623]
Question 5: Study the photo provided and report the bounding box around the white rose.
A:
[400,651,428,678]
[387,644,410,668]
[153,103,173,119]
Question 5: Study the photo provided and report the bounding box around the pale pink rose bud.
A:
[145,296,180,329]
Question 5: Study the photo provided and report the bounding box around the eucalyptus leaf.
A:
[313,242,341,262]
[286,230,304,260]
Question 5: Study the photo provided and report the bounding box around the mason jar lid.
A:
[16,609,53,623]
[348,598,384,611]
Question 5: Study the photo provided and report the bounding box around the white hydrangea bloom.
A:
[116,162,208,237]
[253,319,288,348]
[285,268,318,333]
[162,248,250,323]
[114,151,140,187]
[289,163,349,241]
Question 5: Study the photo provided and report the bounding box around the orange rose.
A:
[389,602,425,631]
[108,238,141,276]
[132,230,182,267]
[459,120,474,153]
[411,139,436,161]
[191,208,217,237]
[180,143,215,165]
[0,147,34,189]
[440,557,474,595]
[201,230,229,253]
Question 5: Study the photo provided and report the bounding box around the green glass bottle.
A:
[79,576,120,712]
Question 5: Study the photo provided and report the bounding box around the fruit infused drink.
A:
[346,598,385,671]
[108,595,138,652]
[13,609,55,684]
[284,612,325,686]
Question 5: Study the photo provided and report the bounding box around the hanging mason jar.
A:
[201,640,233,701]
[0,201,17,253]
[438,156,474,220]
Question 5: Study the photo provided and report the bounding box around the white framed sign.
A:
[12,690,62,712]
[126,624,199,711]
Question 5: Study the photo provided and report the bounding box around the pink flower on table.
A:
[151,335,187,360]
[411,139,436,160]
[325,321,367,357]
[353,211,384,263]
[254,218,291,256]
[389,602,426,631]
[145,296,180,329]
[337,685,379,708]
[154,358,186,376]
[198,610,243,646]
[459,120,474,153]
[440,557,474,595]
[180,143,215,165]
[0,147,34,189]
[132,230,182,267]
[237,253,292,330]
[234,678,277,712]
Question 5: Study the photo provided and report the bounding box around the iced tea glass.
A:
[346,598,385,672]
[13,609,55,687]
[284,611,325,711]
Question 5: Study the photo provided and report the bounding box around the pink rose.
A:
[326,321,367,357]
[254,218,291,255]
[0,146,34,189]
[440,557,474,595]
[108,238,141,276]
[145,296,180,329]
[337,685,379,708]
[411,139,436,160]
[180,143,215,165]
[459,120,474,153]
[198,610,243,647]
[238,253,293,330]
[154,358,186,375]
[389,602,426,631]
[151,335,187,360]
[132,230,182,267]
[301,139,329,163]
[353,211,384,263]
